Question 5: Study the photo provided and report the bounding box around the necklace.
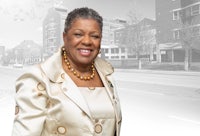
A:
[62,47,95,81]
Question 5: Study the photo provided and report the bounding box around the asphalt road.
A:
[0,67,200,136]
[114,70,200,136]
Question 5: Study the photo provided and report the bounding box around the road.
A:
[114,70,200,136]
[0,67,200,136]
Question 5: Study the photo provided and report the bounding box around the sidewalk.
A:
[115,68,200,77]
[115,62,200,76]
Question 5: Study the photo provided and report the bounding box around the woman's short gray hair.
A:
[64,7,103,33]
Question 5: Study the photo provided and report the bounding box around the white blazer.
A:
[12,49,122,136]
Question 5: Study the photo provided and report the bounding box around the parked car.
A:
[13,63,23,68]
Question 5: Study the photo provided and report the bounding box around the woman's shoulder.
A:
[16,64,45,82]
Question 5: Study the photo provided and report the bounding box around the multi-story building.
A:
[102,18,126,45]
[156,0,200,62]
[101,18,127,60]
[43,7,67,58]
[114,18,156,61]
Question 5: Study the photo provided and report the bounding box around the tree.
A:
[179,9,197,71]
[126,11,143,69]
[179,22,193,71]
[126,12,156,69]
[122,1,157,69]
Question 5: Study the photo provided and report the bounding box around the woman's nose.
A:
[82,35,92,45]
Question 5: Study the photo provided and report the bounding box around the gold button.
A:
[61,73,65,79]
[37,82,45,91]
[95,124,102,134]
[57,126,66,134]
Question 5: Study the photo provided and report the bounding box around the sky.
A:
[0,0,155,49]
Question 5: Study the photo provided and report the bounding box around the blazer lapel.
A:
[61,73,92,119]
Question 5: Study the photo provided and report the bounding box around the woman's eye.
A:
[91,35,100,39]
[74,33,82,37]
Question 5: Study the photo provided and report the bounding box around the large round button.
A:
[95,124,102,134]
[37,82,45,91]
[57,126,66,134]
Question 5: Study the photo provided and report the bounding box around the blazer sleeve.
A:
[12,66,48,136]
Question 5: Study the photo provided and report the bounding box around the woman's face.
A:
[63,18,102,66]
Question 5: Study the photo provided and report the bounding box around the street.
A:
[115,70,200,136]
[0,67,200,136]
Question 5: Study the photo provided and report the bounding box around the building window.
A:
[111,48,115,53]
[121,48,125,53]
[173,30,180,39]
[173,10,180,20]
[193,26,200,36]
[185,8,191,17]
[104,49,108,53]
[191,4,200,16]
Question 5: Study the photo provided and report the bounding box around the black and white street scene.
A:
[0,0,200,136]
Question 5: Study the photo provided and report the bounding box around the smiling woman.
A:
[12,7,122,136]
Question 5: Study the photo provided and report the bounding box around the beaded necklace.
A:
[62,47,95,81]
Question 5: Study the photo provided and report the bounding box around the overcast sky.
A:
[0,0,155,49]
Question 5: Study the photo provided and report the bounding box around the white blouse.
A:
[79,87,116,136]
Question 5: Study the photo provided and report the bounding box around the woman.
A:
[12,7,122,136]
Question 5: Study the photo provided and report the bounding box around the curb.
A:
[115,68,200,76]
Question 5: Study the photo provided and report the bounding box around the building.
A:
[101,18,127,60]
[12,40,42,65]
[156,0,200,62]
[114,18,156,61]
[43,7,67,58]
[102,18,127,45]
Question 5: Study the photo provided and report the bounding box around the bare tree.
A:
[126,11,143,69]
[179,22,193,71]
[179,10,196,71]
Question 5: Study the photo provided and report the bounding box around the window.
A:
[111,48,115,53]
[173,10,180,20]
[191,4,200,16]
[193,26,200,36]
[121,48,125,53]
[173,30,180,39]
[104,49,108,53]
[185,8,191,17]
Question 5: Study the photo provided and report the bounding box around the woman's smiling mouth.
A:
[79,49,93,56]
